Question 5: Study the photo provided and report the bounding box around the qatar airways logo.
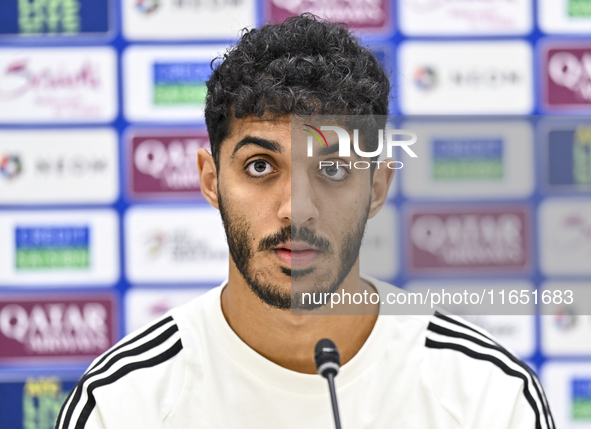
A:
[303,124,418,170]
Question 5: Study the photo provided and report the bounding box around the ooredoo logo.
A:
[545,45,591,110]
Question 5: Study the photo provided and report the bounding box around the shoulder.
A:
[55,311,186,429]
[422,311,555,429]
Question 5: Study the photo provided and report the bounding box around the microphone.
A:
[314,339,343,429]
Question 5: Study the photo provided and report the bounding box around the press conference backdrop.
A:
[0,1,590,428]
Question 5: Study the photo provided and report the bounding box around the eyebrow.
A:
[231,136,283,159]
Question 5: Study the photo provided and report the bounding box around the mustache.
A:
[257,226,332,252]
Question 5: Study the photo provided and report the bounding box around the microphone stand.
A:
[326,372,342,429]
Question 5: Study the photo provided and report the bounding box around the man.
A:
[56,14,553,429]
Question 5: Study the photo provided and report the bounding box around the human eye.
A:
[318,162,349,181]
[245,159,276,177]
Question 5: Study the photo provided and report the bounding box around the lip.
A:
[273,241,320,267]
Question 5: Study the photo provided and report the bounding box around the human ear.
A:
[197,148,219,210]
[368,161,394,219]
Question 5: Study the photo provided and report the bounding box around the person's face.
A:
[198,115,392,310]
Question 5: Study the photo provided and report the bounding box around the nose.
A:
[277,170,319,226]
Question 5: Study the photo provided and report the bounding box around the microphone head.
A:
[314,338,341,379]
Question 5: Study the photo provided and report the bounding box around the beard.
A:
[218,191,370,311]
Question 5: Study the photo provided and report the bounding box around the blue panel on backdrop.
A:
[0,0,110,36]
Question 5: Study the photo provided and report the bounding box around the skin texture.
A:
[197,114,393,374]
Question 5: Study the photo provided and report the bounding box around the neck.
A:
[220,261,379,374]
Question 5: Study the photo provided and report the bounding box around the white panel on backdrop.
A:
[541,282,591,356]
[0,47,117,123]
[400,120,534,199]
[399,41,533,114]
[406,280,536,358]
[125,288,209,334]
[125,206,229,283]
[539,0,591,34]
[539,199,591,276]
[123,45,227,123]
[543,362,591,429]
[400,0,532,36]
[0,210,119,286]
[360,204,398,280]
[0,129,119,205]
[122,0,256,40]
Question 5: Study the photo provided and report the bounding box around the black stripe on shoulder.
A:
[74,339,183,429]
[426,338,544,429]
[429,313,555,429]
[57,317,178,429]
[91,315,175,372]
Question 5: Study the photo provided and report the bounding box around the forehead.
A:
[223,115,292,148]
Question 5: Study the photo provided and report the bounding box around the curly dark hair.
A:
[204,13,390,167]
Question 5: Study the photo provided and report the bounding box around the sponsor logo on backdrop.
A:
[413,66,522,91]
[129,131,209,199]
[0,129,118,205]
[0,377,78,429]
[125,207,228,283]
[407,206,530,274]
[400,0,531,35]
[570,0,591,16]
[401,121,533,199]
[123,0,255,40]
[136,0,160,14]
[0,210,119,286]
[432,138,504,181]
[123,46,224,122]
[413,66,437,90]
[145,228,227,262]
[15,226,90,270]
[545,45,591,110]
[152,62,209,106]
[573,378,591,421]
[540,200,591,275]
[0,294,117,362]
[0,154,22,180]
[0,48,116,123]
[125,288,208,333]
[539,0,591,33]
[400,42,533,114]
[543,363,591,428]
[546,125,591,190]
[0,0,110,36]
[267,0,390,32]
